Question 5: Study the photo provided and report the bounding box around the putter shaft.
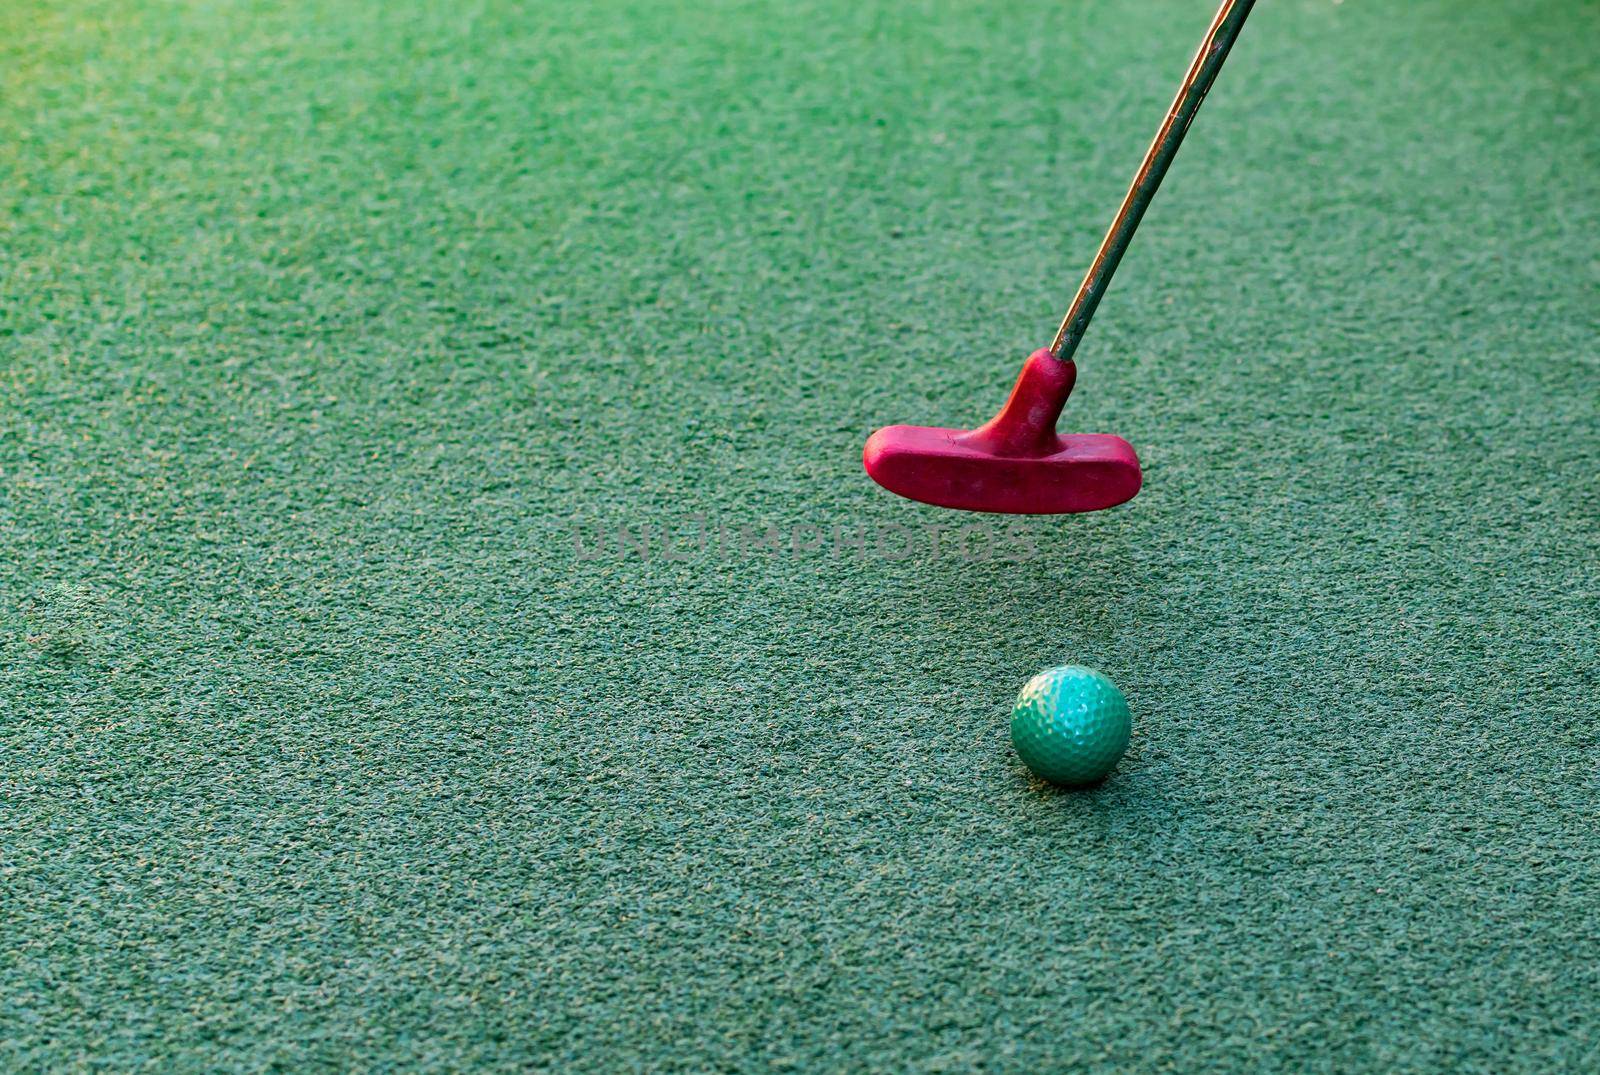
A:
[1050,0,1256,360]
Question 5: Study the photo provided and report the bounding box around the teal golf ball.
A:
[1011,666,1131,787]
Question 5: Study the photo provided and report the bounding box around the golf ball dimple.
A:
[1010,666,1131,787]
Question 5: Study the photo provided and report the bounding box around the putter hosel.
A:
[958,350,1076,457]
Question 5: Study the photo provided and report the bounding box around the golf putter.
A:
[864,0,1255,514]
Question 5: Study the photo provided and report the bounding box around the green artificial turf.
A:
[4,0,1598,1069]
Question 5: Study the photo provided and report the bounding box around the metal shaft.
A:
[1049,0,1256,360]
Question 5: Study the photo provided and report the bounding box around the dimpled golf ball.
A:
[1011,665,1131,787]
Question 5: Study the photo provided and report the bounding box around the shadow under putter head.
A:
[862,0,1256,516]
[862,349,1141,514]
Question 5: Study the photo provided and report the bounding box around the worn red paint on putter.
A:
[862,349,1141,514]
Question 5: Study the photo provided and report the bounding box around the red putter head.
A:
[862,349,1142,514]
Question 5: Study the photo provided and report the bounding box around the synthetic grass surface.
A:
[3,0,1598,1070]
